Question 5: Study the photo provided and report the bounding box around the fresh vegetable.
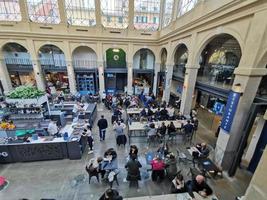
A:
[7,86,45,99]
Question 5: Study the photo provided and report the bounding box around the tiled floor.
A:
[0,103,252,200]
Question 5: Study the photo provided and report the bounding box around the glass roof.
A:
[0,0,200,31]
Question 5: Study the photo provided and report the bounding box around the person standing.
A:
[113,121,127,146]
[97,115,108,141]
[125,155,142,188]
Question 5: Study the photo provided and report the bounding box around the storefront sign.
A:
[221,90,241,132]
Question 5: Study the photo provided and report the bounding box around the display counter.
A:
[0,125,87,163]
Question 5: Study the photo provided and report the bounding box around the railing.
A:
[72,60,97,70]
[39,59,66,69]
[4,58,32,65]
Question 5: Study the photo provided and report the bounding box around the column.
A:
[95,0,102,28]
[19,0,29,22]
[171,0,180,22]
[127,62,133,95]
[162,63,174,103]
[180,65,199,116]
[98,61,105,98]
[242,149,267,200]
[31,60,46,91]
[159,0,166,30]
[57,0,67,24]
[128,0,135,30]
[153,62,160,95]
[66,60,77,94]
[219,73,265,171]
[0,58,12,94]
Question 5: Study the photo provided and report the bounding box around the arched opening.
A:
[2,43,35,88]
[72,46,98,95]
[173,44,188,78]
[157,48,167,98]
[133,48,155,95]
[197,34,242,89]
[38,44,68,93]
[194,34,242,140]
[105,48,127,94]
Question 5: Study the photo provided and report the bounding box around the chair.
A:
[85,166,99,184]
[176,149,187,164]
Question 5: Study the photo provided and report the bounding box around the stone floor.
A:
[0,103,252,200]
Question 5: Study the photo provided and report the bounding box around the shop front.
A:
[133,69,154,95]
[105,48,127,94]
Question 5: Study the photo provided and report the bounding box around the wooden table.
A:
[127,120,186,144]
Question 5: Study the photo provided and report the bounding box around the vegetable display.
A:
[7,86,45,99]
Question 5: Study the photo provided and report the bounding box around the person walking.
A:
[97,115,108,141]
[113,121,127,146]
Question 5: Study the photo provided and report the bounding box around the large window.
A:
[178,0,198,17]
[65,0,96,26]
[101,0,129,29]
[162,0,174,28]
[27,0,60,24]
[134,0,160,31]
[0,0,21,21]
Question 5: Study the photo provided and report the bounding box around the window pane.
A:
[65,0,96,26]
[162,0,173,28]
[134,0,160,31]
[178,0,198,17]
[0,0,21,21]
[101,0,129,29]
[27,0,60,24]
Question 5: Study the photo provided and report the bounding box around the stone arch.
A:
[36,42,66,56]
[71,44,98,59]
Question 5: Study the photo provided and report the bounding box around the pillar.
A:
[242,149,267,200]
[128,0,135,30]
[98,61,105,98]
[127,62,133,95]
[19,0,29,22]
[0,58,12,94]
[171,0,180,22]
[162,63,174,103]
[180,65,199,116]
[159,0,166,30]
[66,60,77,94]
[153,62,160,95]
[57,0,67,24]
[95,0,102,28]
[31,60,46,91]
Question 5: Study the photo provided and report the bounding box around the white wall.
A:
[72,46,97,61]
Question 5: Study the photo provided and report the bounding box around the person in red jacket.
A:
[150,155,165,182]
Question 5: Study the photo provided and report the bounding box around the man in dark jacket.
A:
[186,175,213,199]
[99,188,123,200]
[125,155,142,188]
[97,115,108,141]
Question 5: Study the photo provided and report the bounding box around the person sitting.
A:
[86,157,105,181]
[160,107,168,120]
[147,123,157,144]
[176,112,186,120]
[147,107,154,117]
[157,143,169,158]
[99,188,123,200]
[157,122,167,142]
[104,148,117,162]
[165,153,178,180]
[186,175,213,199]
[167,122,176,137]
[196,143,210,158]
[154,107,161,120]
[125,154,142,188]
[129,145,138,160]
[140,108,147,117]
[150,155,165,182]
[170,173,185,193]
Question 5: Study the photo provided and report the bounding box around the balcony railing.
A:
[39,59,66,69]
[4,58,33,71]
[73,60,97,70]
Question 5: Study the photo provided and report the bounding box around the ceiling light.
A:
[112,48,120,52]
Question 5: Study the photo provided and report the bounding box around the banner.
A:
[221,90,241,133]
